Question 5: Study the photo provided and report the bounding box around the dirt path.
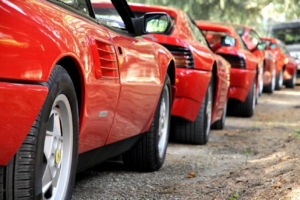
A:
[73,79,300,200]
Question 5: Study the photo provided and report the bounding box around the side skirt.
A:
[77,134,144,172]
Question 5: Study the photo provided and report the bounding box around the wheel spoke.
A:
[44,133,54,159]
[52,167,61,188]
[42,164,53,193]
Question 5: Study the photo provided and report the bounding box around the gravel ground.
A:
[72,79,300,200]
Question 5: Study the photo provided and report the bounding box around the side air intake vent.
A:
[161,44,194,69]
[218,53,246,69]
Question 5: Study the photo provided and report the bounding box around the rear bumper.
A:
[0,82,48,166]
[229,68,255,102]
[171,68,211,122]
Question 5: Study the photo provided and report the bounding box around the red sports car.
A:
[229,24,277,94]
[0,0,176,199]
[196,22,259,117]
[93,3,230,144]
[261,37,298,89]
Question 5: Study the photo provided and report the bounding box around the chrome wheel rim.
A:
[158,85,170,159]
[278,70,283,88]
[292,72,297,85]
[252,82,256,111]
[42,94,73,200]
[222,99,227,124]
[206,85,212,136]
[259,67,264,95]
[271,68,276,91]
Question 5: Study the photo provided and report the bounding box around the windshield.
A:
[272,28,300,45]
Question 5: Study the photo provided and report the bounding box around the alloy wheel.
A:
[158,85,170,160]
[42,94,73,200]
[206,85,212,136]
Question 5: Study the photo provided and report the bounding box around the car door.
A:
[45,0,121,153]
[93,4,162,144]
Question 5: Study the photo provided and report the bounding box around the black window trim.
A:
[47,0,97,23]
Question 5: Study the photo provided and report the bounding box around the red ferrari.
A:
[196,22,259,117]
[93,3,230,144]
[261,37,298,89]
[229,24,277,94]
[0,0,176,199]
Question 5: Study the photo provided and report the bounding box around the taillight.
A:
[218,53,246,69]
[161,44,194,68]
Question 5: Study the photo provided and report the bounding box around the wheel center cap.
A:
[55,149,61,164]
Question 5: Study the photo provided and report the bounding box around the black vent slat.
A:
[161,44,194,69]
[218,53,246,69]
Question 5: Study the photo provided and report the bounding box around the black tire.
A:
[172,77,213,145]
[0,65,79,200]
[229,78,256,117]
[285,71,297,88]
[263,68,275,93]
[123,74,172,172]
[211,98,227,130]
[275,68,283,90]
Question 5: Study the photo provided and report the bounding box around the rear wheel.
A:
[211,98,227,130]
[0,65,79,200]
[263,68,275,93]
[285,71,297,88]
[275,68,283,90]
[172,77,213,145]
[229,78,256,117]
[123,74,171,172]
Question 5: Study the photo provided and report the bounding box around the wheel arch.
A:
[55,56,85,119]
[167,59,176,86]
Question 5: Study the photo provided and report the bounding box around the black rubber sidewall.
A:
[35,66,79,200]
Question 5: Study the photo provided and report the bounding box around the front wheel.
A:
[263,68,275,93]
[275,68,283,90]
[123,74,172,172]
[0,65,79,200]
[172,77,213,145]
[285,71,297,88]
[229,78,256,117]
[211,98,227,130]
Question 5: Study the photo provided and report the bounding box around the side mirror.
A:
[220,36,236,47]
[144,13,171,34]
[257,43,267,50]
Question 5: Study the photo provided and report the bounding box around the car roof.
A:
[92,1,181,19]
[127,3,181,19]
[195,20,238,36]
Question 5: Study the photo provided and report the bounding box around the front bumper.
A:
[171,68,211,122]
[0,82,48,166]
[229,68,256,102]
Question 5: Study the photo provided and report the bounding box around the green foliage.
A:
[230,193,240,200]
[241,149,252,165]
[127,0,300,36]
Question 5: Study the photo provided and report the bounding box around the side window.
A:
[93,4,126,30]
[249,30,262,46]
[202,30,227,46]
[237,34,247,50]
[58,0,90,15]
[186,15,209,48]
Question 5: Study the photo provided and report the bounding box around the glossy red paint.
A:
[196,22,258,102]
[261,37,298,81]
[0,0,175,165]
[0,83,48,165]
[122,3,230,124]
[235,25,276,86]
